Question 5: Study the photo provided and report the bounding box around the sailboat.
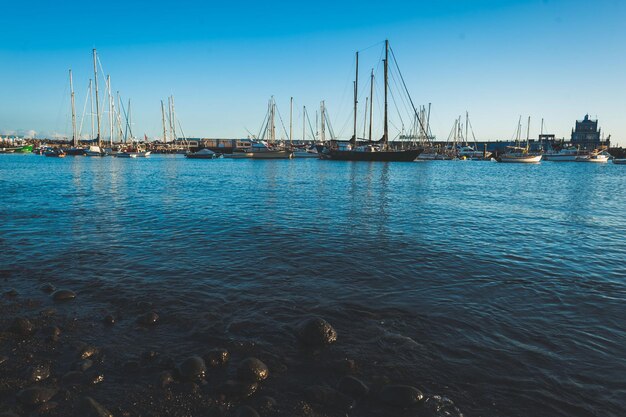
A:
[85,49,105,156]
[324,40,422,162]
[498,117,542,163]
[246,97,293,159]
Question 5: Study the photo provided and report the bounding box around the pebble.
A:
[52,289,76,301]
[0,356,8,365]
[337,375,369,398]
[379,384,424,407]
[204,348,229,367]
[79,345,99,360]
[237,357,269,382]
[235,405,260,417]
[297,317,337,346]
[8,317,33,336]
[16,387,58,406]
[79,396,113,417]
[179,355,207,381]
[137,311,159,326]
[28,363,51,382]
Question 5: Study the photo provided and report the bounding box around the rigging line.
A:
[389,45,429,138]
[324,109,336,140]
[274,103,290,140]
[357,40,385,54]
[388,67,412,126]
[305,109,316,140]
[77,82,91,139]
[257,106,269,141]
[388,83,405,131]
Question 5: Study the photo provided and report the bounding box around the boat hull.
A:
[613,159,626,165]
[575,156,609,163]
[498,155,543,163]
[223,153,253,159]
[249,150,294,159]
[543,154,579,162]
[326,148,422,162]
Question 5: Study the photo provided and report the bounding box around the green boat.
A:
[14,145,33,153]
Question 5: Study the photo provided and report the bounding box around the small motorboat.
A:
[185,148,220,159]
[44,149,66,158]
[613,159,626,165]
[575,152,609,163]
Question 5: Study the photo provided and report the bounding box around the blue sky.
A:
[1,0,624,145]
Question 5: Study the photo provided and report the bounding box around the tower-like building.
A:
[571,115,609,149]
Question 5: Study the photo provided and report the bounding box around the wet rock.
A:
[179,355,206,381]
[158,371,175,388]
[9,317,33,336]
[40,283,56,293]
[79,345,99,360]
[28,363,51,382]
[338,376,369,398]
[85,371,105,386]
[237,357,269,382]
[379,384,424,408]
[79,396,113,417]
[137,311,159,326]
[297,317,337,346]
[204,348,229,367]
[334,358,357,373]
[16,387,58,406]
[103,314,115,326]
[235,405,260,417]
[218,380,259,398]
[4,288,18,297]
[421,395,463,417]
[40,308,57,317]
[52,289,76,301]
[256,396,277,414]
[43,326,62,343]
[305,385,355,411]
[0,356,8,365]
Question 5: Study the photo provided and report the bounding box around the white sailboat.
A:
[85,49,105,156]
[498,117,542,163]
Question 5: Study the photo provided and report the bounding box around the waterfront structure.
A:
[571,114,609,150]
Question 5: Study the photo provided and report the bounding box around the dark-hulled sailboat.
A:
[324,40,423,162]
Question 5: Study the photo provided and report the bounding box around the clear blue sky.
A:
[1,0,624,145]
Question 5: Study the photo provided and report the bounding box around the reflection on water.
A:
[0,154,625,417]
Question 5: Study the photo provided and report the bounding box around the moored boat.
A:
[575,152,609,163]
[543,147,584,162]
[498,146,542,163]
[613,158,626,165]
[44,149,66,157]
[185,148,220,159]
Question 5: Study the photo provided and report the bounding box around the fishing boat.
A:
[13,145,33,153]
[116,152,138,158]
[498,117,542,163]
[543,147,585,162]
[324,40,422,162]
[185,148,220,159]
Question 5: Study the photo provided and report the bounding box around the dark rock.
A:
[158,371,175,388]
[79,396,113,417]
[44,326,62,343]
[0,356,8,365]
[204,348,229,367]
[256,396,277,414]
[237,357,269,382]
[235,406,260,417]
[28,363,51,382]
[16,387,58,406]
[9,317,33,336]
[421,395,463,417]
[4,288,18,297]
[103,314,115,326]
[338,376,369,398]
[379,384,424,408]
[137,311,159,326]
[179,355,206,381]
[305,385,355,411]
[218,380,259,398]
[297,317,337,346]
[52,289,76,301]
[40,283,56,293]
[39,308,57,317]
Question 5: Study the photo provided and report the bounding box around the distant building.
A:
[571,114,609,149]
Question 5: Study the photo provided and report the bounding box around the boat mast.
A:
[170,96,177,141]
[289,96,293,147]
[93,49,101,147]
[303,106,306,142]
[89,79,94,141]
[353,51,359,146]
[69,69,77,147]
[320,101,325,143]
[526,116,531,151]
[369,69,374,142]
[161,100,167,143]
[465,111,469,146]
[107,75,113,147]
[383,39,389,148]
[363,97,368,141]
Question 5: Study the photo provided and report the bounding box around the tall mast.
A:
[363,97,368,140]
[89,79,94,141]
[526,116,531,150]
[69,69,77,147]
[369,69,374,142]
[170,96,177,141]
[465,111,469,146]
[161,100,167,143]
[168,97,174,142]
[353,51,359,146]
[107,75,113,147]
[128,99,133,140]
[93,49,101,147]
[320,101,325,143]
[289,97,293,147]
[383,40,389,147]
[303,106,306,142]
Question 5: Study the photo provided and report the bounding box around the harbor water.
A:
[1,154,625,416]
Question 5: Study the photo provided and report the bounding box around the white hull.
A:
[249,150,294,159]
[292,151,319,158]
[499,155,543,163]
[543,154,579,162]
[575,155,609,163]
[613,159,626,165]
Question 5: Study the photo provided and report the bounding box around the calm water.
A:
[1,154,625,416]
